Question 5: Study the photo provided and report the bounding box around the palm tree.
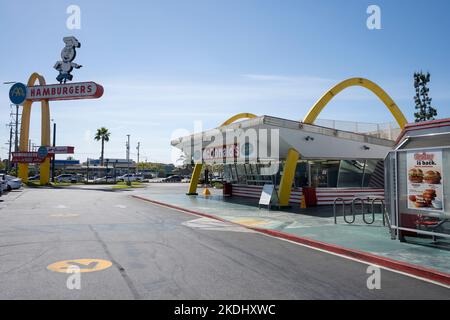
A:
[94,127,111,166]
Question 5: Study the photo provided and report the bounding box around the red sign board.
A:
[203,144,240,161]
[47,146,75,154]
[11,152,47,163]
[26,82,103,101]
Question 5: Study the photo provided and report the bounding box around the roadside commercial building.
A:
[171,77,409,207]
[172,115,395,206]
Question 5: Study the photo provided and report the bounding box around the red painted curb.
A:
[132,195,450,286]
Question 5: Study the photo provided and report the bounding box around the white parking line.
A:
[183,217,255,233]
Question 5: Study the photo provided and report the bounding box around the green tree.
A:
[94,127,111,166]
[414,72,438,122]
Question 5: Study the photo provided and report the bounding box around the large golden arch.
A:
[187,113,257,195]
[18,73,51,185]
[303,77,408,129]
[221,113,257,126]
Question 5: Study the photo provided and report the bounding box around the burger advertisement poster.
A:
[407,150,444,212]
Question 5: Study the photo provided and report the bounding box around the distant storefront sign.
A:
[407,150,444,212]
[203,144,240,161]
[54,159,80,166]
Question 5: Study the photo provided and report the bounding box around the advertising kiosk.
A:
[385,119,450,242]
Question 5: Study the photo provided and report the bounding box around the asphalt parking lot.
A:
[0,184,448,299]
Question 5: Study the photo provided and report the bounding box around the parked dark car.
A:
[162,175,182,182]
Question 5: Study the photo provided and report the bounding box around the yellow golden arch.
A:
[187,78,408,207]
[187,113,257,195]
[18,73,51,185]
[303,77,408,128]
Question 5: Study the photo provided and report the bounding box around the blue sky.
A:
[1,0,449,163]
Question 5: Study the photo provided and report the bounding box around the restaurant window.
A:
[337,160,365,187]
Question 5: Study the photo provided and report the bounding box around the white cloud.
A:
[241,74,334,83]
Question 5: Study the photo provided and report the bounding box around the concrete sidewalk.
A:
[134,185,450,285]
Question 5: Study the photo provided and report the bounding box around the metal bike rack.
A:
[352,197,375,225]
[333,197,355,224]
[333,198,346,224]
[334,196,396,240]
[370,198,385,226]
[371,198,396,240]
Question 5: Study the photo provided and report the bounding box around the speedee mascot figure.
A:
[54,36,83,84]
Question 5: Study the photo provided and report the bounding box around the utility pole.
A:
[126,134,131,186]
[136,142,140,174]
[52,122,56,182]
[14,104,19,152]
[8,103,21,175]
[4,82,21,176]
[8,126,13,172]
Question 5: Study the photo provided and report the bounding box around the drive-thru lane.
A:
[0,186,448,299]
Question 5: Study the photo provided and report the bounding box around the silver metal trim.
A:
[392,226,450,239]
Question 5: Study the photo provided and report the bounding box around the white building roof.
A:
[171,115,395,163]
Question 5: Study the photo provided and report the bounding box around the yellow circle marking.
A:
[233,218,270,227]
[47,259,112,273]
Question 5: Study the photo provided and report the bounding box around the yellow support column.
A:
[186,112,257,196]
[278,148,300,207]
[18,73,51,185]
[18,102,32,183]
[40,158,51,184]
[40,99,51,185]
[187,163,203,195]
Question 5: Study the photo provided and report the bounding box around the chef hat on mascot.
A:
[63,36,81,49]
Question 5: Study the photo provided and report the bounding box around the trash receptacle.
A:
[302,187,317,207]
[223,183,232,197]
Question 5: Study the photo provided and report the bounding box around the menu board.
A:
[407,150,444,212]
[259,184,278,207]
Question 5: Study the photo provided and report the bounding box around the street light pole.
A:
[126,134,131,186]
[14,104,19,152]
[136,142,140,174]
[8,126,13,172]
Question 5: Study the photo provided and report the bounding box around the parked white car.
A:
[181,177,191,183]
[55,174,77,183]
[0,176,7,195]
[4,175,23,191]
[118,174,144,182]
